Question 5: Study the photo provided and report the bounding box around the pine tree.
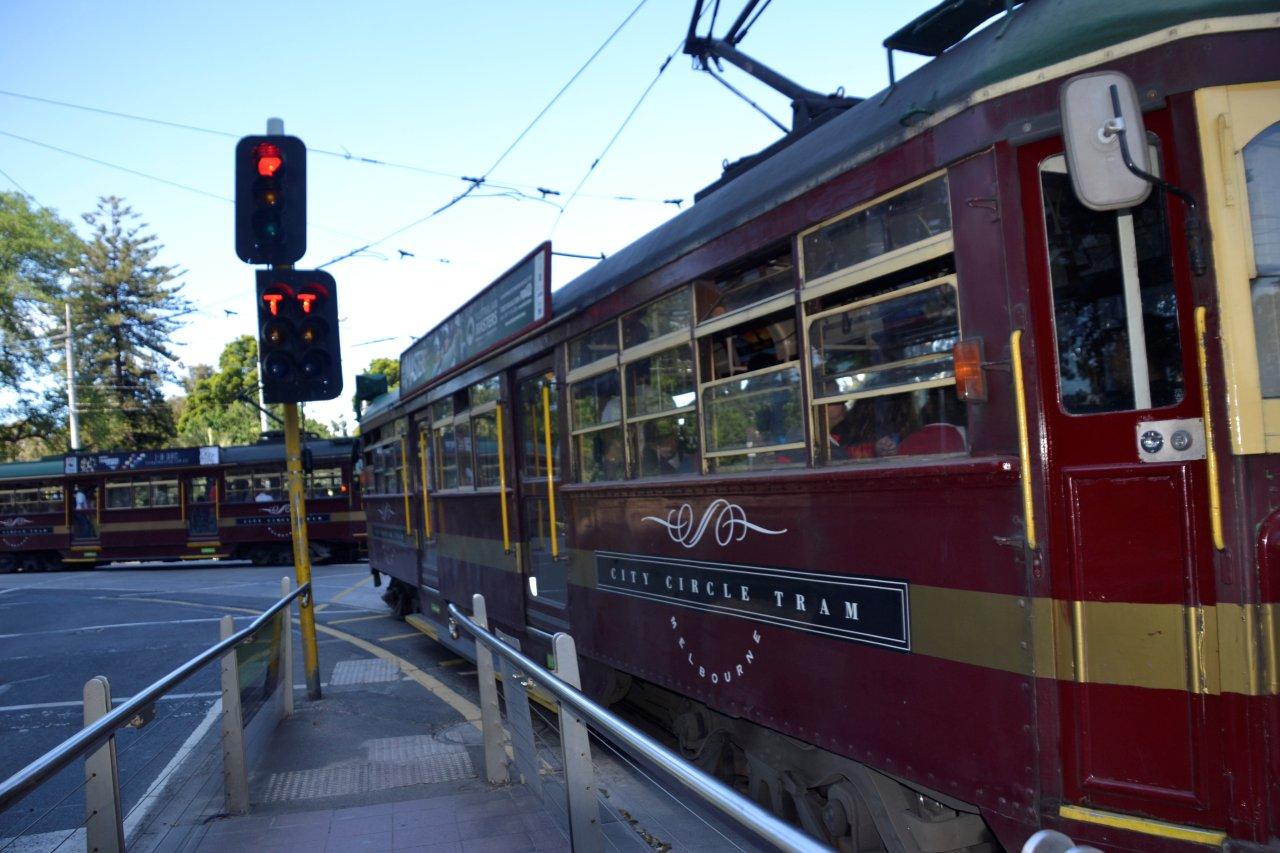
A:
[70,196,189,450]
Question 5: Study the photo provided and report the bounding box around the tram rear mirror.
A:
[1060,71,1152,211]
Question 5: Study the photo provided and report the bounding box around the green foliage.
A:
[351,355,400,414]
[71,196,189,450]
[0,192,83,459]
[176,335,264,446]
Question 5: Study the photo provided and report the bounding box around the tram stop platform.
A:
[129,605,767,853]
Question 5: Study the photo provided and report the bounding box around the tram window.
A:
[570,369,624,482]
[518,370,567,606]
[696,249,794,323]
[569,324,618,371]
[0,486,63,514]
[623,289,691,348]
[306,468,344,499]
[226,468,285,503]
[803,175,951,283]
[470,376,501,408]
[626,344,698,477]
[699,310,803,472]
[1040,155,1183,413]
[1244,123,1280,396]
[430,400,458,490]
[105,477,179,508]
[472,412,500,487]
[454,420,474,488]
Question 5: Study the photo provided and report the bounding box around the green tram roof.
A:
[0,458,64,484]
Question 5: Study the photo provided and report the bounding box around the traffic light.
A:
[256,269,343,403]
[236,135,306,265]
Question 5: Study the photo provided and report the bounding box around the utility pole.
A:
[65,302,80,451]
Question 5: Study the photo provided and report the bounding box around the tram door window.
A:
[70,483,97,541]
[186,474,218,538]
[1040,154,1184,413]
[1025,133,1219,822]
[517,369,566,609]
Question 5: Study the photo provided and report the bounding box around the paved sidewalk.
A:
[193,787,567,853]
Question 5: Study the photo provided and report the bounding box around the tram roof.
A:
[0,458,64,483]
[549,0,1271,319]
[221,437,356,465]
[359,388,401,427]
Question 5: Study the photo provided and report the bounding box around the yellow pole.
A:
[496,404,510,553]
[284,403,321,700]
[542,384,559,559]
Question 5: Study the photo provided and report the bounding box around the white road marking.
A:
[0,614,254,641]
[121,695,223,842]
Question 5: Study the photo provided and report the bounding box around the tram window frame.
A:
[797,170,968,465]
[429,399,458,490]
[467,375,505,490]
[806,274,968,464]
[568,321,626,483]
[694,247,796,327]
[697,306,805,473]
[365,418,408,497]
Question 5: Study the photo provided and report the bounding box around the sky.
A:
[0,0,935,430]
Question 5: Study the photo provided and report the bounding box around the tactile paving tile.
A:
[260,736,475,802]
[328,657,401,686]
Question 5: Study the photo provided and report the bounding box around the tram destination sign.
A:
[595,552,910,652]
[65,446,221,474]
[401,242,551,395]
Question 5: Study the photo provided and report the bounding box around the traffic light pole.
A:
[283,400,322,700]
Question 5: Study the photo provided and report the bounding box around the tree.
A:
[366,356,400,389]
[70,196,188,450]
[0,192,82,459]
[351,355,400,415]
[176,336,264,446]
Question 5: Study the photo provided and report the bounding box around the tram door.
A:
[513,363,568,633]
[185,474,218,539]
[1021,121,1225,828]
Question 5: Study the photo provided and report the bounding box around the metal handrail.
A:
[0,582,310,811]
[447,603,827,852]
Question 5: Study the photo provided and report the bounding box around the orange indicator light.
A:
[953,338,987,402]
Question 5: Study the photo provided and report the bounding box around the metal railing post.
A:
[471,594,510,784]
[83,676,124,853]
[552,633,602,853]
[220,616,249,814]
[281,576,294,718]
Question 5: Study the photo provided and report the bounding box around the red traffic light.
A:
[254,142,283,177]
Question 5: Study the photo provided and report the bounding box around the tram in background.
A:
[361,1,1280,849]
[0,434,365,570]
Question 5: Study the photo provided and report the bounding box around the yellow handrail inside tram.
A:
[1195,306,1225,550]
[180,480,185,522]
[400,436,411,538]
[1010,329,1037,551]
[496,403,511,553]
[419,430,432,539]
[543,383,559,560]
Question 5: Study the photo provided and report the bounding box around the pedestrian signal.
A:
[256,269,342,403]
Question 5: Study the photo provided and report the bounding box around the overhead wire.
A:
[0,87,681,206]
[0,165,33,197]
[549,32,688,238]
[316,0,659,270]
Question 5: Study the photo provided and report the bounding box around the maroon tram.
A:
[0,435,365,570]
[361,1,1280,849]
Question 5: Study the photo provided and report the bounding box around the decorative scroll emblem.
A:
[376,504,395,522]
[0,517,33,528]
[642,499,786,549]
[259,503,290,517]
